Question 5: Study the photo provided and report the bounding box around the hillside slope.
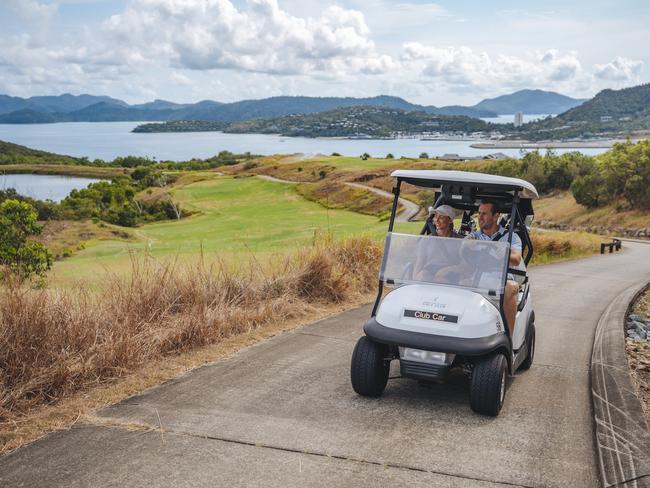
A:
[473,89,585,114]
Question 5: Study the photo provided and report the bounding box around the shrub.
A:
[0,200,52,279]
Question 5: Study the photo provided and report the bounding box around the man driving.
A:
[468,200,522,337]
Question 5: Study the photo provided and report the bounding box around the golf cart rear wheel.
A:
[351,336,390,397]
[470,353,507,416]
[519,323,535,371]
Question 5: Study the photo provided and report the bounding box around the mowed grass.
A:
[51,175,419,284]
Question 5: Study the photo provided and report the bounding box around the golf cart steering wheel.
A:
[460,240,493,266]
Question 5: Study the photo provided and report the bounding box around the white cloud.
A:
[539,50,582,82]
[170,71,193,86]
[594,56,643,82]
[101,0,392,76]
[400,44,590,94]
[0,0,646,105]
[4,0,58,27]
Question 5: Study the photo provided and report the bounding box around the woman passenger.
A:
[414,205,460,281]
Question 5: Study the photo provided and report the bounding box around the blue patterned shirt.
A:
[469,226,522,252]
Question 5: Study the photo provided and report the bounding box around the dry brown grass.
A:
[0,235,381,436]
[297,181,390,217]
[535,191,650,231]
[529,229,601,264]
[0,295,370,454]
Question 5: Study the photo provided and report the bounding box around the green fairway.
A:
[51,175,419,283]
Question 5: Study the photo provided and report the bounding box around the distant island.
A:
[131,83,650,142]
[134,106,500,138]
[133,120,228,133]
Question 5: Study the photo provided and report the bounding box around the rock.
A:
[629,314,643,322]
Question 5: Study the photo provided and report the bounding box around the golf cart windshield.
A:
[380,233,510,296]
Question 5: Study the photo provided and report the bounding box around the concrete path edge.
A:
[591,281,650,488]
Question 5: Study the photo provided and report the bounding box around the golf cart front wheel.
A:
[350,336,390,397]
[470,353,507,416]
[519,323,535,371]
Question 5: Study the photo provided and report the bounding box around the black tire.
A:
[350,336,390,397]
[470,353,507,416]
[519,323,535,371]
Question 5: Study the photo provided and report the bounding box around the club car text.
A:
[404,309,458,323]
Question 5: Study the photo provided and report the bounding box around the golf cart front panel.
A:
[375,284,503,338]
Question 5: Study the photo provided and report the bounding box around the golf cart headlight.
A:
[399,347,448,365]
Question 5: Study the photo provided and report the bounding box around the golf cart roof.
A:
[391,170,539,200]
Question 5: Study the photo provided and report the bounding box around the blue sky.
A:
[0,0,647,105]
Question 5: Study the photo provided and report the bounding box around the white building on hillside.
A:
[514,112,524,127]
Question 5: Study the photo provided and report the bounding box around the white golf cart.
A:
[351,170,538,416]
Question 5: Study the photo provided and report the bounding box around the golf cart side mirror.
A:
[524,215,534,228]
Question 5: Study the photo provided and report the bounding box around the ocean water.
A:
[0,121,607,162]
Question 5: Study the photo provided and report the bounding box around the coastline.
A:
[470,139,631,149]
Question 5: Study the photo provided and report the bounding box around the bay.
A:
[0,174,101,202]
[0,121,607,162]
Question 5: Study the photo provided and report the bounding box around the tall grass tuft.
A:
[530,230,599,264]
[0,236,382,422]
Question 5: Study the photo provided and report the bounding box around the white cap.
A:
[433,204,456,219]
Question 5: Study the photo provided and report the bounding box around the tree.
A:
[419,152,429,159]
[571,173,604,208]
[0,200,52,279]
[385,153,394,159]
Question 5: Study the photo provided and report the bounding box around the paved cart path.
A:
[2,242,650,488]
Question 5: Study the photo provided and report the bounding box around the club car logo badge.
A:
[404,309,458,323]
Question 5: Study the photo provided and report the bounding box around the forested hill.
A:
[222,106,497,137]
[515,83,650,140]
[472,89,586,114]
[0,94,126,114]
[0,94,497,124]
[0,140,83,165]
[552,83,650,122]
